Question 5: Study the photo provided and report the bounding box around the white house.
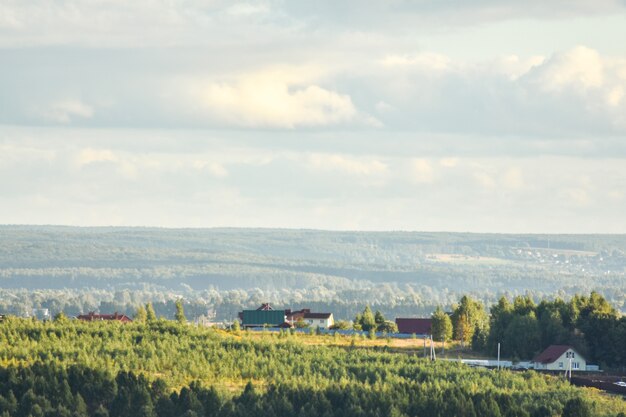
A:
[303,312,334,329]
[532,345,587,371]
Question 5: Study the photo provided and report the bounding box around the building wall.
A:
[305,314,334,329]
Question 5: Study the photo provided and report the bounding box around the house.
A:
[238,304,335,329]
[239,303,286,328]
[532,345,587,371]
[395,318,432,335]
[286,309,335,329]
[77,312,133,323]
[290,310,334,328]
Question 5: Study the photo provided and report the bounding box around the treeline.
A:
[0,319,625,417]
[429,292,626,368]
[2,283,625,326]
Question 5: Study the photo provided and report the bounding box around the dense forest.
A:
[1,226,625,322]
[0,318,624,417]
[423,292,626,369]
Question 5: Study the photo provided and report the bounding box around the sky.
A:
[1,1,626,233]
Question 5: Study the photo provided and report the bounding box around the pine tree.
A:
[374,310,385,325]
[135,306,147,323]
[175,300,186,324]
[145,303,157,322]
[360,306,376,332]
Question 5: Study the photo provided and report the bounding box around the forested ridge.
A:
[1,226,625,322]
[0,319,625,417]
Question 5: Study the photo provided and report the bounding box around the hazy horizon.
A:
[2,2,626,233]
[2,223,626,236]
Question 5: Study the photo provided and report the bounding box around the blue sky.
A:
[1,1,626,232]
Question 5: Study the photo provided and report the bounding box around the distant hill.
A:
[0,226,624,315]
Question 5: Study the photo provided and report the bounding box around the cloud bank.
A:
[1,1,625,231]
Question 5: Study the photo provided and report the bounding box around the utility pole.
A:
[430,335,437,361]
[497,343,501,370]
[564,357,573,379]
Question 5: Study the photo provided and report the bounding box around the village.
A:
[41,301,602,376]
[9,295,625,397]
[3,296,626,401]
[235,303,599,374]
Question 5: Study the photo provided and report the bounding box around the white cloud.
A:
[308,154,387,176]
[2,1,623,48]
[439,158,459,168]
[226,3,270,17]
[381,53,451,72]
[76,148,117,166]
[561,188,591,206]
[39,99,94,123]
[192,161,229,178]
[606,86,624,107]
[474,172,496,189]
[492,55,546,80]
[410,159,434,183]
[502,167,524,189]
[532,46,605,91]
[189,68,358,128]
[375,101,393,113]
[2,127,626,232]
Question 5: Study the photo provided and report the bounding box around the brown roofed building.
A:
[237,304,334,329]
[395,318,432,335]
[77,312,133,323]
[286,309,334,328]
[532,345,586,371]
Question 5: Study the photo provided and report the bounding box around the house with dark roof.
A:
[288,309,334,329]
[237,303,287,328]
[395,318,432,335]
[532,345,587,371]
[77,312,133,323]
[238,304,334,329]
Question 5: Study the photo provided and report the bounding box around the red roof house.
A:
[532,345,587,371]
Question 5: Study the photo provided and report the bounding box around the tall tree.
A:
[487,297,513,355]
[175,299,186,324]
[145,303,157,322]
[431,306,452,353]
[503,313,541,360]
[374,310,385,326]
[451,296,488,346]
[134,306,147,323]
[360,306,377,332]
[513,295,536,316]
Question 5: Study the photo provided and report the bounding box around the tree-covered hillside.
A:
[0,226,625,320]
[0,319,624,417]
